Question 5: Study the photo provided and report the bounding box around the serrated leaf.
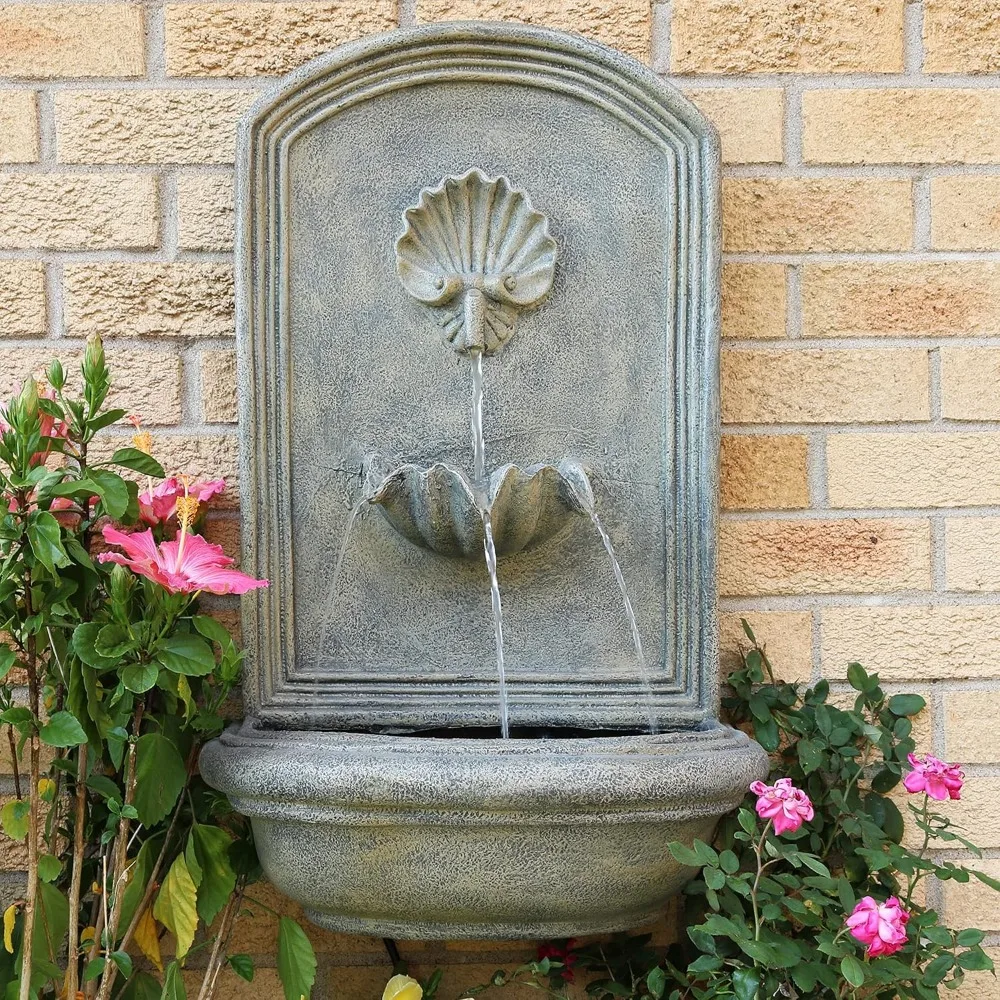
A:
[111,951,133,979]
[134,733,186,827]
[90,469,130,519]
[153,855,198,960]
[846,663,868,692]
[277,918,316,1000]
[26,510,69,574]
[957,929,986,948]
[958,948,994,972]
[189,824,236,925]
[110,448,165,478]
[122,662,158,694]
[95,623,135,659]
[888,693,926,717]
[133,907,162,973]
[667,841,702,867]
[83,957,105,983]
[192,615,232,647]
[38,710,87,748]
[1,800,30,841]
[732,967,760,1000]
[229,954,254,982]
[841,955,865,988]
[36,855,60,883]
[160,961,187,1000]
[154,633,215,677]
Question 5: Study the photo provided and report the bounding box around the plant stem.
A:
[6,726,20,801]
[750,819,774,944]
[66,742,88,1000]
[197,879,245,1000]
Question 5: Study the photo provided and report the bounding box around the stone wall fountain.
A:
[200,22,768,939]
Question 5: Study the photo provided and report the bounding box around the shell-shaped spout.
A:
[395,170,557,356]
[368,459,592,559]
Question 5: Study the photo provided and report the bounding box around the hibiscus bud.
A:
[83,332,105,378]
[17,378,39,424]
[382,975,423,1000]
[109,564,132,606]
[46,359,65,392]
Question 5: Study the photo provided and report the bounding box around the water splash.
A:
[314,497,370,669]
[468,349,510,739]
[586,510,659,735]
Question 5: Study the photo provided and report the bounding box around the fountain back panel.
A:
[200,22,768,939]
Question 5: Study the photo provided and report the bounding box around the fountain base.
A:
[200,720,767,939]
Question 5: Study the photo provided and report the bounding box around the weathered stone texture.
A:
[0,262,45,337]
[415,0,652,62]
[166,2,396,76]
[0,4,144,78]
[64,264,235,339]
[941,348,1000,420]
[176,173,235,251]
[683,89,783,163]
[201,350,238,422]
[802,263,1000,337]
[0,175,157,250]
[720,434,809,510]
[822,606,1000,680]
[0,91,38,163]
[945,518,1000,591]
[945,691,1000,762]
[721,264,786,340]
[721,349,929,424]
[931,176,1000,250]
[0,348,182,425]
[671,0,905,73]
[827,433,1000,508]
[803,89,1000,164]
[718,519,931,597]
[924,0,1000,73]
[56,90,256,165]
[722,178,912,252]
[718,610,813,682]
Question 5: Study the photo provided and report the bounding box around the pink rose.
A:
[749,777,814,835]
[845,896,910,958]
[902,753,964,801]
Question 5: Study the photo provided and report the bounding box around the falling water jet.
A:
[584,508,659,735]
[469,349,510,739]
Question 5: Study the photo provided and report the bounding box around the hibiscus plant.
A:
[462,622,1000,1000]
[0,340,317,1000]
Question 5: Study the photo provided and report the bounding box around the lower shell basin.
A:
[368,459,593,558]
[199,721,768,939]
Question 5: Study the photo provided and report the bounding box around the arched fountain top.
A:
[236,21,721,732]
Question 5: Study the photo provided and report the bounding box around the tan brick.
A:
[942,348,1000,420]
[827,433,1000,508]
[945,691,1000,762]
[0,262,45,336]
[718,610,813,682]
[202,349,237,422]
[147,435,238,504]
[0,91,38,163]
[804,89,1000,164]
[823,606,1000,681]
[721,349,929,424]
[183,968,283,1000]
[683,89,783,164]
[942,859,1000,931]
[0,174,157,250]
[176,173,234,251]
[946,518,1000,591]
[64,264,234,339]
[415,0,651,62]
[956,948,1000,1000]
[722,178,912,253]
[671,0,904,74]
[720,434,809,510]
[56,90,256,165]
[0,347,182,425]
[0,4,144,78]
[925,0,1000,73]
[931,176,1000,250]
[166,1,396,76]
[907,777,1000,848]
[718,518,931,597]
[802,263,1000,338]
[721,264,786,340]
[202,516,240,562]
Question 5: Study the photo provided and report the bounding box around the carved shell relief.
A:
[395,170,558,356]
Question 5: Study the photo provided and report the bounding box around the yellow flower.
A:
[382,974,423,1000]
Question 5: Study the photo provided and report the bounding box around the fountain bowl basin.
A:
[200,720,768,939]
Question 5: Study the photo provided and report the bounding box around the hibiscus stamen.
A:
[174,477,199,572]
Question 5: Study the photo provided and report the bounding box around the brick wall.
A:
[2,0,1000,996]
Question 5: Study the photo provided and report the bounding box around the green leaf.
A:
[732,967,760,1000]
[36,855,61,883]
[120,972,163,1000]
[277,918,317,1000]
[95,624,135,659]
[160,961,188,1000]
[795,853,831,877]
[71,623,120,672]
[841,955,866,988]
[192,615,232,647]
[888,693,926,717]
[957,929,986,948]
[111,951,134,978]
[667,842,702,868]
[0,648,16,685]
[229,955,254,983]
[134,733,187,827]
[972,868,1000,892]
[0,800,29,841]
[26,511,69,574]
[90,469,130,520]
[109,448,165,479]
[646,966,667,1000]
[797,738,824,775]
[34,880,68,965]
[154,634,216,677]
[83,958,105,983]
[846,663,868,692]
[189,824,236,925]
[754,716,780,752]
[153,855,199,960]
[958,948,994,972]
[719,850,740,874]
[122,662,158,694]
[38,710,87,748]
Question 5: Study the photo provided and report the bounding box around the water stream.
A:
[469,349,511,739]
[586,510,659,735]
